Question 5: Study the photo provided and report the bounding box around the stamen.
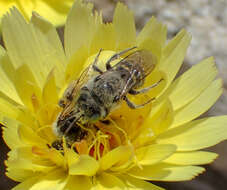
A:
[77,123,96,139]
[87,130,108,159]
[64,115,82,136]
[101,136,109,156]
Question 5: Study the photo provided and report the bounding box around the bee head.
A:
[53,111,87,142]
[53,114,76,137]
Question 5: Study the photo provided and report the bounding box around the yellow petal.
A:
[7,148,55,173]
[133,99,173,147]
[36,104,60,126]
[28,144,64,167]
[14,64,42,112]
[6,148,43,182]
[2,118,24,149]
[113,3,136,50]
[6,154,54,183]
[0,98,24,123]
[42,71,58,105]
[138,38,162,63]
[31,12,67,86]
[2,8,64,87]
[165,151,218,165]
[0,1,74,27]
[171,79,222,127]
[69,154,99,176]
[157,116,227,151]
[137,17,167,47]
[65,175,92,190]
[0,2,17,19]
[7,168,37,183]
[2,8,44,86]
[168,57,217,110]
[136,144,176,166]
[0,46,22,104]
[99,145,133,171]
[32,1,74,27]
[120,175,165,190]
[31,12,66,64]
[0,46,17,84]
[137,17,167,60]
[157,29,191,90]
[95,173,126,190]
[90,23,116,53]
[128,163,204,181]
[65,147,79,166]
[29,169,68,190]
[0,100,35,128]
[147,99,174,135]
[65,45,88,83]
[18,124,47,147]
[64,0,94,58]
[12,176,40,189]
[1,1,34,21]
[44,148,65,167]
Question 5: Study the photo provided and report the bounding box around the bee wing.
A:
[120,50,157,77]
[71,64,93,97]
[116,50,157,97]
[58,64,93,121]
[59,64,93,108]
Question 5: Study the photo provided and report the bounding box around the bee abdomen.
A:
[116,61,145,88]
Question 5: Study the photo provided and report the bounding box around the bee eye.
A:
[113,96,120,102]
[58,100,65,108]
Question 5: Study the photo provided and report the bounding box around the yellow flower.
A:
[0,0,74,27]
[1,1,227,190]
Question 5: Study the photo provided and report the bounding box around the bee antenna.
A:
[63,115,82,136]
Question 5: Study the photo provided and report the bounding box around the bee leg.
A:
[129,79,164,95]
[93,65,103,74]
[100,119,111,125]
[64,115,82,136]
[106,46,137,70]
[123,96,155,109]
[51,139,63,150]
[92,48,103,74]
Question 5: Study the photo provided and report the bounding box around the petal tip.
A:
[189,167,206,181]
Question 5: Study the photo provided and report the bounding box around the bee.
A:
[52,47,162,148]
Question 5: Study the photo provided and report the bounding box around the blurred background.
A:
[1,0,227,189]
